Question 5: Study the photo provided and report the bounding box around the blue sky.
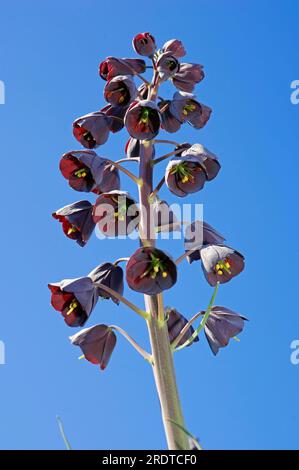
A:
[0,0,298,450]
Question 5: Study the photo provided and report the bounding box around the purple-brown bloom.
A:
[124,100,161,140]
[200,245,245,286]
[73,111,111,149]
[172,63,204,92]
[93,190,139,237]
[48,276,98,327]
[156,52,180,81]
[52,201,95,247]
[100,104,128,133]
[70,324,117,369]
[99,57,146,81]
[162,39,186,58]
[166,308,199,347]
[181,144,220,181]
[165,155,207,197]
[59,150,120,194]
[88,263,124,304]
[104,75,137,107]
[170,91,212,129]
[125,137,140,158]
[203,306,247,355]
[158,100,181,133]
[132,32,156,57]
[184,221,226,263]
[126,247,177,295]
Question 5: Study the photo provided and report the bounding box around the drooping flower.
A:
[156,52,180,81]
[48,277,98,327]
[132,32,156,57]
[170,91,212,129]
[125,137,141,158]
[100,104,128,133]
[104,75,137,107]
[165,155,207,197]
[162,39,186,58]
[52,201,95,247]
[200,245,245,286]
[124,100,161,140]
[158,100,181,133]
[93,190,139,237]
[59,150,120,194]
[166,307,199,347]
[203,306,247,355]
[73,111,111,149]
[153,199,181,233]
[70,324,117,370]
[126,247,177,295]
[99,57,146,81]
[184,221,226,263]
[88,263,124,304]
[172,63,204,92]
[181,143,220,181]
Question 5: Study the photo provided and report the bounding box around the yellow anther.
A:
[215,263,220,270]
[181,176,189,183]
[119,96,125,104]
[67,226,77,235]
[217,270,223,275]
[225,261,230,269]
[67,300,78,315]
[154,266,159,273]
[78,354,85,360]
[162,272,168,278]
[183,109,188,116]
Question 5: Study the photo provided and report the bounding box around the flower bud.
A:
[99,57,146,81]
[132,32,156,57]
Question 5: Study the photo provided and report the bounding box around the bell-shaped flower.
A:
[126,247,177,295]
[162,39,186,58]
[104,75,137,107]
[52,201,95,247]
[88,263,124,304]
[203,306,247,355]
[166,308,199,347]
[59,150,120,194]
[159,100,181,133]
[100,104,128,133]
[184,221,226,263]
[73,111,111,149]
[48,276,98,327]
[165,155,207,197]
[156,52,180,81]
[132,32,156,57]
[153,199,181,233]
[124,100,161,140]
[99,57,146,81]
[200,245,245,286]
[93,190,139,237]
[181,143,220,181]
[170,91,211,129]
[172,63,204,92]
[70,324,117,370]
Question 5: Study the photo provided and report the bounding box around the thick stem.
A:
[138,142,189,450]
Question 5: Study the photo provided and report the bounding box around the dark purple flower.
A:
[124,100,161,140]
[166,308,199,347]
[165,155,207,197]
[73,111,111,149]
[172,63,204,92]
[88,262,124,304]
[181,144,220,181]
[52,201,95,247]
[162,39,186,58]
[104,75,137,107]
[200,245,245,286]
[92,190,139,237]
[100,104,128,133]
[184,221,226,263]
[59,150,120,194]
[159,100,181,133]
[126,247,177,295]
[125,137,140,158]
[203,306,247,355]
[70,324,117,370]
[153,199,181,233]
[99,57,146,81]
[156,52,180,81]
[132,32,156,57]
[48,277,98,327]
[170,91,212,129]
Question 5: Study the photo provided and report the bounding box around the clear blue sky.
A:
[0,0,298,450]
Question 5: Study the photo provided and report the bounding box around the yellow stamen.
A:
[67,300,78,316]
[154,266,159,273]
[78,354,85,360]
[162,272,168,278]
[217,270,223,275]
[67,226,77,235]
[225,261,230,269]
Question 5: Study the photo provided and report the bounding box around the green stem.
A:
[95,283,150,320]
[110,325,153,364]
